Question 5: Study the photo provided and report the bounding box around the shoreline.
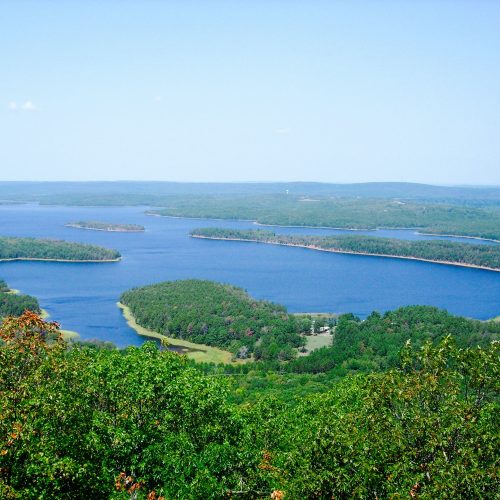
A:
[415,232,500,244]
[191,235,500,273]
[146,212,500,243]
[145,211,255,223]
[2,288,80,341]
[65,224,144,233]
[256,222,500,243]
[254,221,376,231]
[117,302,238,364]
[0,256,121,263]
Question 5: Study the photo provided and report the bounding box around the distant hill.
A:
[0,181,499,206]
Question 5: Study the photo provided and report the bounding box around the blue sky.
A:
[1,1,499,184]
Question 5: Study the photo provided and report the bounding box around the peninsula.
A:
[66,220,145,232]
[190,228,500,272]
[120,279,317,361]
[0,237,121,262]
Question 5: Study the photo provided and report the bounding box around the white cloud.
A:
[154,95,163,102]
[21,100,37,111]
[7,101,17,110]
[275,127,291,135]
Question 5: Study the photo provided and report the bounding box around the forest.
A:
[191,228,500,270]
[120,280,307,361]
[0,237,121,262]
[149,194,500,240]
[0,280,40,317]
[194,305,500,390]
[0,311,498,498]
[66,221,145,232]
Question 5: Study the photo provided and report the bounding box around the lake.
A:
[0,204,499,347]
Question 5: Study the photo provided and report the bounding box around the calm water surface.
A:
[0,204,498,346]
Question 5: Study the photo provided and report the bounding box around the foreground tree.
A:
[0,312,250,499]
[1,312,497,498]
[254,337,499,498]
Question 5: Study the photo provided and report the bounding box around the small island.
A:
[66,221,145,232]
[0,237,121,262]
[190,228,500,272]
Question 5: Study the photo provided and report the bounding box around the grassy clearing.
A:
[118,302,236,364]
[303,333,333,353]
[292,312,336,317]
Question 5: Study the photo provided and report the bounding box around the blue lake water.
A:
[0,204,499,347]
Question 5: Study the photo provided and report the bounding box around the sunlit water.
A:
[0,204,498,347]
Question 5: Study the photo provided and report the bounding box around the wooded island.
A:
[0,237,121,262]
[191,228,500,271]
[66,220,145,232]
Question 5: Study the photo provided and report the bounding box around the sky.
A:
[1,1,499,184]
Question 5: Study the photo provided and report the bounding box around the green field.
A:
[302,333,333,353]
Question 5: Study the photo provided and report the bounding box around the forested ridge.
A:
[66,221,145,232]
[148,194,500,240]
[2,181,500,207]
[191,228,500,270]
[0,237,121,261]
[0,311,498,498]
[120,280,307,361]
